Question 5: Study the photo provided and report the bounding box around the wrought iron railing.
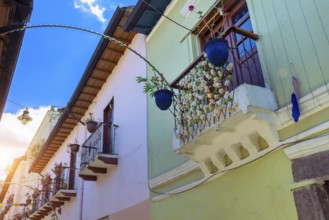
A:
[171,26,264,144]
[80,123,118,171]
[30,167,74,216]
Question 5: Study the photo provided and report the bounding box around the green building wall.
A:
[151,150,298,220]
[249,0,329,107]
[145,0,329,219]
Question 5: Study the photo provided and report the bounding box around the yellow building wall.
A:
[151,149,298,220]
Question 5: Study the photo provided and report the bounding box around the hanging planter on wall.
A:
[204,38,229,67]
[136,76,174,111]
[69,143,80,153]
[85,113,98,133]
[154,89,173,110]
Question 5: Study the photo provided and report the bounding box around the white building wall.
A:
[41,34,148,220]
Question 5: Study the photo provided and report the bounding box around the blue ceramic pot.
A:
[204,38,229,67]
[154,89,173,110]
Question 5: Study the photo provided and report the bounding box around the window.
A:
[195,0,265,88]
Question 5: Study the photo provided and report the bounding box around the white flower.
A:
[226,63,233,71]
[214,94,220,99]
[206,74,212,79]
[224,91,230,99]
[214,82,221,88]
[219,88,225,95]
[198,95,204,100]
[203,53,207,58]
[202,61,207,66]
[207,93,213,99]
[198,85,204,91]
[218,71,223,77]
[224,80,231,86]
[193,85,198,92]
[209,99,215,104]
[210,69,215,75]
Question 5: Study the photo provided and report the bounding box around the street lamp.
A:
[17,108,32,125]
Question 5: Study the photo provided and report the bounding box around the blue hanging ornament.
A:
[291,93,300,122]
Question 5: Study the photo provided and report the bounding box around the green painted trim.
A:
[279,106,329,141]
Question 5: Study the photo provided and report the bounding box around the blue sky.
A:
[0,0,137,179]
[5,0,137,113]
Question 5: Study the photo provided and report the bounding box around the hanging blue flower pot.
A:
[204,38,229,67]
[154,89,173,110]
[291,93,300,122]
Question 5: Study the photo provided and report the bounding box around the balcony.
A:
[79,124,118,181]
[171,26,279,176]
[29,166,77,220]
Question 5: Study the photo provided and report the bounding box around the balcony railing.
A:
[171,26,266,144]
[79,123,119,181]
[170,26,279,176]
[29,167,76,219]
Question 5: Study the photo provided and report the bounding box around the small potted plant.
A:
[85,113,98,133]
[41,173,52,188]
[136,75,173,110]
[52,163,62,176]
[25,193,32,205]
[32,188,40,200]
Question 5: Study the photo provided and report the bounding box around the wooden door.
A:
[103,99,114,154]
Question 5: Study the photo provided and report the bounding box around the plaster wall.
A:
[143,0,317,219]
[247,0,329,107]
[151,149,298,220]
[40,33,149,220]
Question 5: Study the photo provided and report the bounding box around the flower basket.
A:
[154,89,173,110]
[86,120,98,133]
[26,198,32,204]
[204,38,229,67]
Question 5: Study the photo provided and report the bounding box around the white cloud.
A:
[0,107,50,180]
[74,0,107,23]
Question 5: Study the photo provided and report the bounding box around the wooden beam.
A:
[88,166,107,174]
[99,58,117,66]
[56,197,71,202]
[85,84,102,90]
[98,155,118,165]
[94,67,111,75]
[90,75,107,82]
[105,48,124,56]
[79,174,97,181]
[61,191,77,197]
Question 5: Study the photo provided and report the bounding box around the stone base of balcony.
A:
[79,154,118,181]
[173,84,280,177]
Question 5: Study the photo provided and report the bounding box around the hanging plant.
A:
[52,163,62,176]
[25,193,32,205]
[85,113,99,133]
[32,188,40,200]
[136,75,173,111]
[204,38,229,67]
[189,4,229,67]
[41,173,52,188]
[69,143,80,153]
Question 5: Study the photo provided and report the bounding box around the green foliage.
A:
[25,139,45,160]
[136,75,167,97]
